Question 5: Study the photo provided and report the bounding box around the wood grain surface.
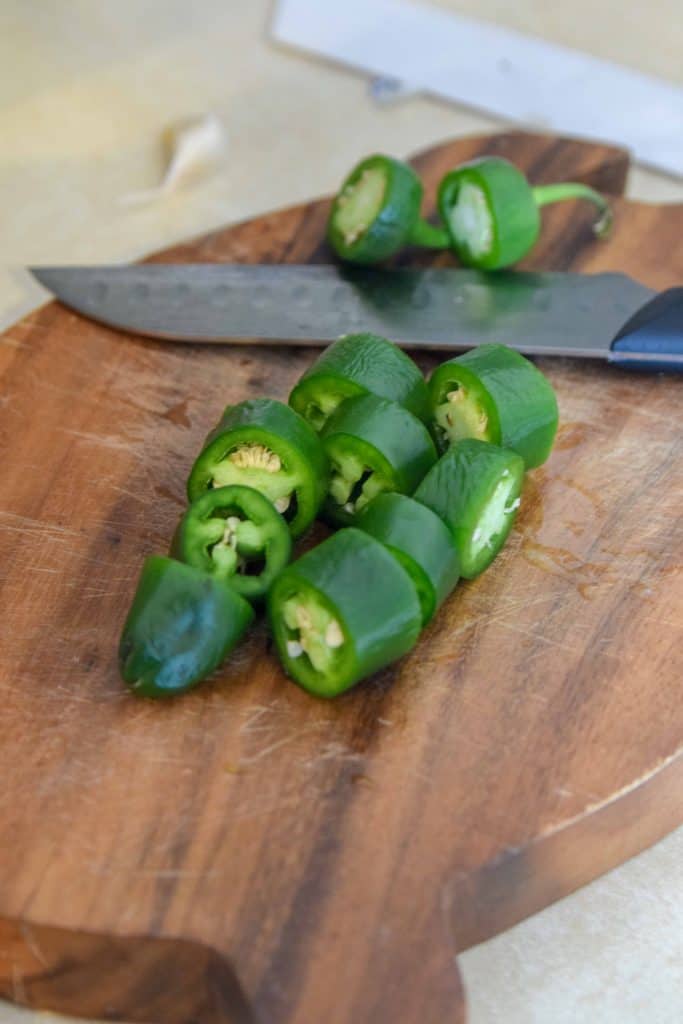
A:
[0,132,681,1024]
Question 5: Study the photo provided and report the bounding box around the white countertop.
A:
[1,2,681,1021]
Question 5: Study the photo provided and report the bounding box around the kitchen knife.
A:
[30,264,683,371]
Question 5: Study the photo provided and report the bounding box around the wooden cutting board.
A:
[0,132,681,1024]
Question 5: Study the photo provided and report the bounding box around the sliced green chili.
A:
[320,393,437,526]
[268,527,422,697]
[428,343,558,468]
[414,440,524,578]
[438,156,612,270]
[289,332,430,430]
[357,492,460,624]
[173,485,291,601]
[119,556,254,698]
[327,154,449,265]
[187,398,328,538]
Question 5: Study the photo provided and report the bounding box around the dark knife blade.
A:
[30,263,679,368]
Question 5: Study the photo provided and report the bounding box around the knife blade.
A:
[30,263,683,370]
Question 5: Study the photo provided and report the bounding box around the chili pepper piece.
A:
[320,393,437,526]
[187,399,328,538]
[437,156,612,270]
[327,154,448,265]
[414,440,524,579]
[429,343,558,468]
[357,492,460,624]
[268,528,422,697]
[119,556,254,698]
[173,485,292,601]
[289,332,431,430]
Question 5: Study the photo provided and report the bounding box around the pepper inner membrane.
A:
[281,592,345,674]
[434,382,492,446]
[447,181,494,260]
[202,505,269,577]
[327,447,389,516]
[209,443,299,521]
[470,472,520,560]
[334,166,387,247]
[302,389,346,431]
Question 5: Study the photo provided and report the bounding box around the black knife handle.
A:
[609,287,683,372]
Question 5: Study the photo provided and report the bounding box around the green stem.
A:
[532,182,613,238]
[408,218,450,249]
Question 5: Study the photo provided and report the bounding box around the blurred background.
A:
[1,1,681,1021]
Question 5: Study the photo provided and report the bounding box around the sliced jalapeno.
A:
[187,399,328,538]
[119,556,254,698]
[428,343,558,469]
[327,154,449,265]
[414,440,524,578]
[438,156,612,270]
[357,492,460,624]
[173,485,291,601]
[320,394,437,526]
[268,528,422,697]
[289,332,430,430]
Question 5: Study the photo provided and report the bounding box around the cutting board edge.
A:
[449,745,683,952]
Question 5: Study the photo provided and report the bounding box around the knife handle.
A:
[609,287,683,372]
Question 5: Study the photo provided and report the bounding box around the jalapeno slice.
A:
[173,485,291,601]
[187,399,328,538]
[438,156,612,270]
[268,528,422,697]
[357,492,460,624]
[414,440,524,578]
[429,343,558,468]
[320,394,437,526]
[289,332,430,430]
[119,556,254,698]
[327,154,449,265]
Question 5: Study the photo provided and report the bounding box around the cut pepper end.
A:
[447,180,495,262]
[280,592,347,679]
[207,442,297,520]
[434,384,492,447]
[333,166,387,248]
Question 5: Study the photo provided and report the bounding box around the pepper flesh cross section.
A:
[282,593,345,674]
[210,443,298,515]
[434,384,492,447]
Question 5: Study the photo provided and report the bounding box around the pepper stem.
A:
[408,218,450,249]
[531,183,613,239]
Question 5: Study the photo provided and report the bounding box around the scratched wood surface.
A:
[0,132,681,1024]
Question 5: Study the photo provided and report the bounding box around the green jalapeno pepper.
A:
[187,399,328,538]
[414,440,524,579]
[357,492,460,625]
[327,154,449,265]
[268,527,422,697]
[173,485,292,602]
[437,156,612,270]
[320,393,437,526]
[119,556,254,698]
[289,332,430,431]
[428,343,558,469]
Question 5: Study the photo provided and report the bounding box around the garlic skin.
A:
[120,112,227,206]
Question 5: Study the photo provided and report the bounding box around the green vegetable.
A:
[289,332,430,430]
[320,393,437,526]
[268,528,422,697]
[437,156,612,270]
[187,399,328,538]
[173,485,292,602]
[119,556,254,698]
[357,492,460,624]
[414,440,524,578]
[327,154,449,265]
[428,343,558,468]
